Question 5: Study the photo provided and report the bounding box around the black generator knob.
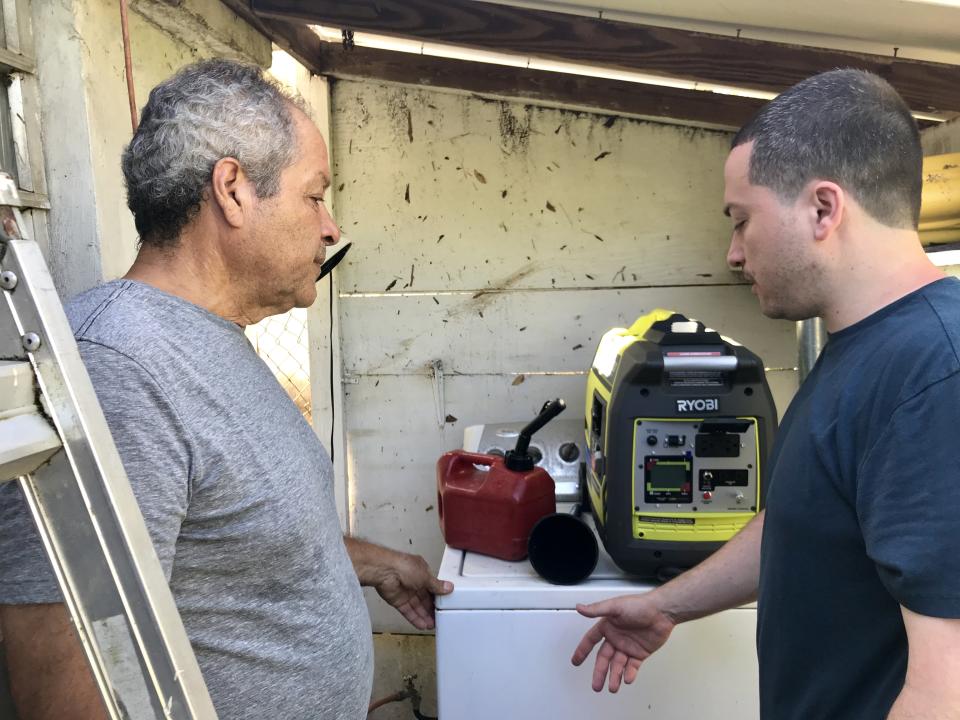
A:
[559,442,580,463]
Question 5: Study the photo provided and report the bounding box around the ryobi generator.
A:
[584,310,777,578]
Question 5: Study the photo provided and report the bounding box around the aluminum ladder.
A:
[0,176,217,719]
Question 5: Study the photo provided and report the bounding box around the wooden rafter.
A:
[248,0,960,115]
[309,43,767,130]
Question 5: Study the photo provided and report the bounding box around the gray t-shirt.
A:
[0,280,373,719]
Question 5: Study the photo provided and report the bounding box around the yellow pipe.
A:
[919,217,960,232]
[920,154,960,241]
[920,228,960,246]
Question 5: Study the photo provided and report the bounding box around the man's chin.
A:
[293,283,319,309]
[755,294,785,320]
[758,299,817,323]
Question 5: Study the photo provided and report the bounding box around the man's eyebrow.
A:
[313,170,331,190]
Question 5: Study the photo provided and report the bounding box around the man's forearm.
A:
[889,608,960,720]
[343,536,451,630]
[654,510,765,624]
[343,536,398,587]
[0,603,109,720]
[887,685,960,719]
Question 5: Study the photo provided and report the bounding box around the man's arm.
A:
[343,537,453,630]
[571,509,764,693]
[0,604,108,720]
[886,607,960,719]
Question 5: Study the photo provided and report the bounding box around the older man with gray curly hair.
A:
[0,58,451,720]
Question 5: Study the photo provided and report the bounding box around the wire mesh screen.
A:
[246,308,312,423]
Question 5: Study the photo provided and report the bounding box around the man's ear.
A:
[809,180,845,242]
[209,157,256,229]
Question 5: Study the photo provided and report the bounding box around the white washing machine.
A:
[434,421,759,720]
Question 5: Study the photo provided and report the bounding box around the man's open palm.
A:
[571,595,677,693]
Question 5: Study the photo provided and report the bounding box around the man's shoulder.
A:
[64,280,266,410]
[920,277,960,339]
[67,280,167,346]
[66,280,237,359]
[869,277,960,401]
[902,277,960,371]
[867,277,960,347]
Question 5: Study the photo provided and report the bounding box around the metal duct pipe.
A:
[797,318,826,384]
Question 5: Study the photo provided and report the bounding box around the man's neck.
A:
[820,230,945,333]
[124,231,265,327]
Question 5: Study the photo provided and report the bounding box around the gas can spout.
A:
[506,398,566,471]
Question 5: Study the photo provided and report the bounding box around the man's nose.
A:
[726,237,744,272]
[319,205,341,246]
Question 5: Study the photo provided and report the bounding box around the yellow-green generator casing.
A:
[584,310,777,577]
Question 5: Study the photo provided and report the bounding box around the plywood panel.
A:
[330,81,736,292]
[340,286,797,376]
[330,83,801,633]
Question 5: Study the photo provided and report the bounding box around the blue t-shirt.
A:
[758,276,960,719]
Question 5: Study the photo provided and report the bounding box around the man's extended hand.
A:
[571,594,677,693]
[343,537,453,630]
[571,515,764,694]
[373,550,453,630]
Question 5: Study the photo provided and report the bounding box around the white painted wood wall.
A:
[329,80,798,632]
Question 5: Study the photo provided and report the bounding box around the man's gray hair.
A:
[732,69,922,230]
[122,58,301,247]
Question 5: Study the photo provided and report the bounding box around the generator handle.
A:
[662,356,738,372]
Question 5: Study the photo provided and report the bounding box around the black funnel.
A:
[527,504,599,585]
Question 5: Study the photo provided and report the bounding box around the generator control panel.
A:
[634,417,759,514]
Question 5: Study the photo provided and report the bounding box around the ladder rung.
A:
[0,360,61,480]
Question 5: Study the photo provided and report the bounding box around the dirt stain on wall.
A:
[498,103,532,155]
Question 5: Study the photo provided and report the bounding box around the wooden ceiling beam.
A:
[219,0,325,74]
[220,0,765,129]
[249,0,960,114]
[307,43,766,130]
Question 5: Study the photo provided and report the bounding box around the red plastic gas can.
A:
[437,450,557,561]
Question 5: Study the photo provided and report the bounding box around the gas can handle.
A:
[450,450,497,466]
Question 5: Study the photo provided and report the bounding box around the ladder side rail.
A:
[1,230,217,719]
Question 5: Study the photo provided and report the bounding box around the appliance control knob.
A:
[559,442,580,462]
[646,435,658,447]
[702,491,713,501]
[735,492,745,504]
[487,447,505,457]
[529,447,543,464]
